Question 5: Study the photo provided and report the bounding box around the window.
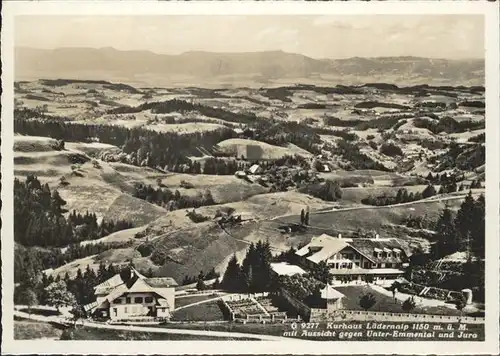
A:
[124,307,128,313]
[363,262,370,269]
[126,297,131,304]
[145,297,153,303]
[386,263,392,268]
[113,308,117,317]
[134,297,143,304]
[114,299,122,304]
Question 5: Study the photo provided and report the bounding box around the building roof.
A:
[94,274,124,293]
[270,262,307,276]
[348,238,406,264]
[297,234,407,265]
[91,268,178,310]
[144,277,178,288]
[320,284,345,300]
[296,234,348,264]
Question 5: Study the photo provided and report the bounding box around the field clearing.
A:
[14,135,58,152]
[123,171,269,204]
[319,169,412,187]
[80,226,147,247]
[97,247,141,264]
[217,138,313,160]
[102,193,168,226]
[48,255,98,278]
[14,320,63,340]
[171,302,225,322]
[146,122,228,134]
[336,285,461,316]
[448,129,485,143]
[276,196,467,233]
[150,224,249,281]
[65,141,121,157]
[341,185,428,204]
[14,147,169,225]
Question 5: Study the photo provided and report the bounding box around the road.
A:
[14,310,294,341]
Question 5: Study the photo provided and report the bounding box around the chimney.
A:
[338,233,342,239]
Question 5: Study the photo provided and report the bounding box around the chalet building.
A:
[84,268,177,321]
[296,234,409,285]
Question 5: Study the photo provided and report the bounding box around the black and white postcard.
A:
[1,1,499,355]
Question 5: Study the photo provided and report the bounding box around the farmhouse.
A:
[296,234,409,285]
[84,268,177,321]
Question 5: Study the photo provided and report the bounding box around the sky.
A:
[15,15,484,59]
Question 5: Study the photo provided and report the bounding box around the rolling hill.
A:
[15,47,484,86]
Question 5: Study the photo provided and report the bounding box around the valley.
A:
[14,74,484,285]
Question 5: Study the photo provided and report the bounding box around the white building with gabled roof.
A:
[296,234,410,285]
[84,267,177,321]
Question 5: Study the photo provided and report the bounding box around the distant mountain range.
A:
[15,47,485,87]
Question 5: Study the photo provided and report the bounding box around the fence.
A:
[109,316,169,325]
[309,309,485,324]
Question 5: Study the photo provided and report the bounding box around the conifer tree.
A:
[221,255,242,292]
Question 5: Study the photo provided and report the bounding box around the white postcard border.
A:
[1,1,499,355]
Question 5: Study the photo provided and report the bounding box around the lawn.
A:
[14,320,64,340]
[175,294,220,309]
[171,301,225,321]
[335,285,461,316]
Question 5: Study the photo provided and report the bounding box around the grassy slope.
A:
[14,320,64,340]
[336,285,461,316]
[175,294,219,308]
[276,197,466,233]
[217,138,313,160]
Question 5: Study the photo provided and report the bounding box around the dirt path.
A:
[14,310,290,341]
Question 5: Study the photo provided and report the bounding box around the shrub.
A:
[180,180,195,189]
[401,297,417,312]
[60,329,74,340]
[137,242,155,257]
[380,142,403,157]
[359,293,377,311]
[186,209,210,223]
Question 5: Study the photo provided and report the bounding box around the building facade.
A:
[296,234,409,285]
[85,268,177,321]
